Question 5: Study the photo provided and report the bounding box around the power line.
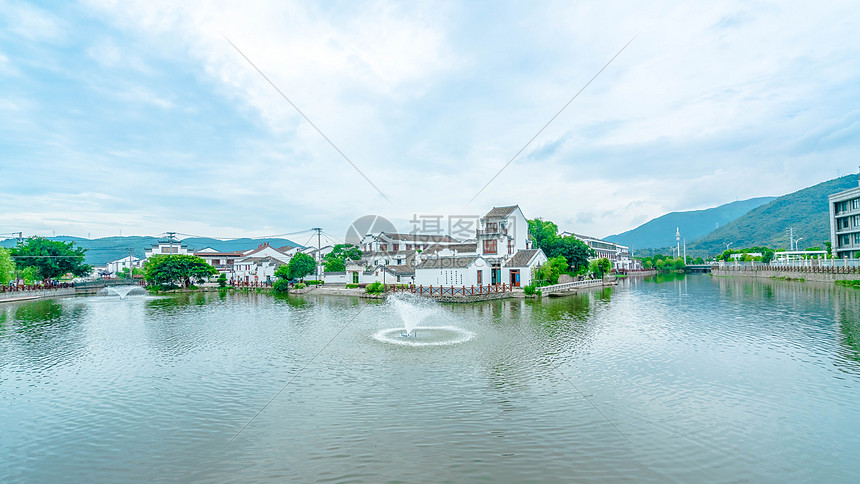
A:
[467,34,638,206]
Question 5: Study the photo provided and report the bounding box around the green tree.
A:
[528,218,559,250]
[323,244,362,273]
[143,254,217,288]
[550,236,594,274]
[217,273,227,288]
[537,256,568,285]
[20,266,38,284]
[589,257,612,278]
[287,253,316,281]
[324,258,346,272]
[0,248,15,285]
[325,244,362,262]
[10,237,91,280]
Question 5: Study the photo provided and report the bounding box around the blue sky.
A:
[1,0,859,242]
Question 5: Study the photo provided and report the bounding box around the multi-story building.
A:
[559,231,633,270]
[415,205,545,288]
[829,181,860,259]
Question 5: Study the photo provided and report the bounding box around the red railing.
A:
[385,284,511,296]
[1,282,75,293]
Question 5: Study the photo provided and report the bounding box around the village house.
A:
[105,255,143,277]
[232,243,294,284]
[361,232,460,252]
[414,205,545,288]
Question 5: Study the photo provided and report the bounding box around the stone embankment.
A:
[713,267,860,283]
[0,287,76,303]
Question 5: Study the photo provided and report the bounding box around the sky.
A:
[1,0,859,243]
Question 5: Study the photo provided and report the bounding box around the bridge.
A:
[684,265,712,273]
[538,279,612,296]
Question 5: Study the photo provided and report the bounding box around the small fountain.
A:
[100,285,145,299]
[373,293,475,347]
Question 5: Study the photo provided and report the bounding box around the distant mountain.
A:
[605,197,776,250]
[0,236,301,266]
[689,175,858,254]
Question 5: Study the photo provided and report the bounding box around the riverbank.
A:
[0,287,76,304]
[712,268,860,283]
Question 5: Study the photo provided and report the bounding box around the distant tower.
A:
[675,227,680,259]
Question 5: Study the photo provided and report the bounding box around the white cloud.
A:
[4,0,860,241]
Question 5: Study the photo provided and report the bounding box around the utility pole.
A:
[312,227,322,283]
[166,232,177,255]
[128,248,134,279]
[788,227,795,252]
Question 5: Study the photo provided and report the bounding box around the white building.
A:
[361,232,460,253]
[414,254,489,287]
[193,248,244,276]
[232,243,294,284]
[560,231,633,271]
[414,205,540,288]
[144,240,192,258]
[502,248,547,287]
[106,255,143,276]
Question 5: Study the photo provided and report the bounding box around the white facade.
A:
[106,255,142,276]
[502,249,547,287]
[414,254,489,287]
[233,243,293,283]
[144,240,192,258]
[477,206,530,258]
[361,232,460,253]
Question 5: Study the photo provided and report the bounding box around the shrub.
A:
[217,273,227,288]
[273,279,290,294]
[345,283,359,289]
[523,284,536,295]
[303,280,323,285]
[294,282,306,289]
[188,284,199,290]
[366,281,384,294]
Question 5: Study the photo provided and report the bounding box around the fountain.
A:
[373,293,475,347]
[100,285,145,299]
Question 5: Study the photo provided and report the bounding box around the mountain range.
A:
[605,197,776,250]
[605,175,857,255]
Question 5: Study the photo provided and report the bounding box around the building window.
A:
[854,233,860,244]
[380,244,387,251]
[841,235,851,246]
[477,270,482,285]
[508,240,513,254]
[483,239,497,254]
[854,199,859,210]
[486,222,498,233]
[393,244,399,251]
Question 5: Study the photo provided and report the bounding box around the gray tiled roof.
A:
[416,255,482,270]
[504,249,540,268]
[385,265,415,276]
[421,243,477,255]
[484,205,519,218]
[381,232,458,243]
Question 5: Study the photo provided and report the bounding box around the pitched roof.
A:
[380,232,458,243]
[421,243,477,255]
[416,255,482,270]
[384,265,415,276]
[504,249,541,267]
[484,205,519,219]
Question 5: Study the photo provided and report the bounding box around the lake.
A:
[2,275,860,482]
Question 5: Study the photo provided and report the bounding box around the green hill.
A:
[0,236,301,266]
[689,175,857,254]
[605,197,775,250]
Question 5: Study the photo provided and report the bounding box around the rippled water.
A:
[2,275,860,482]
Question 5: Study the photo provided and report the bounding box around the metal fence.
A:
[386,284,512,296]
